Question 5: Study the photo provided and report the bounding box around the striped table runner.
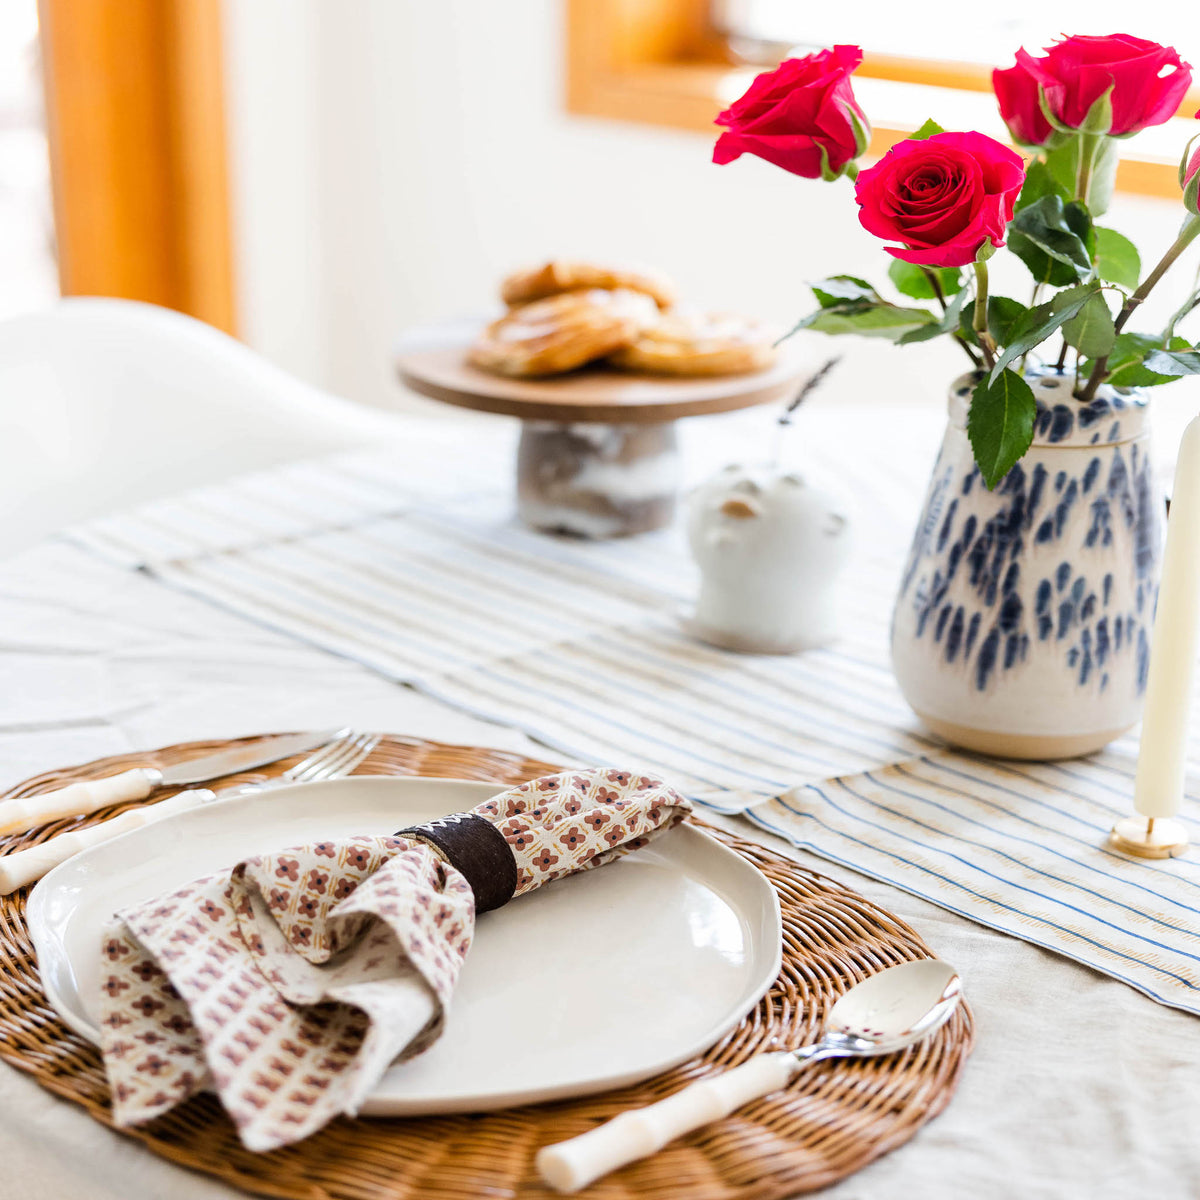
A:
[68,441,937,803]
[65,427,1200,1013]
[749,745,1200,1015]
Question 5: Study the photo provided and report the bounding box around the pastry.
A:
[500,261,676,311]
[468,288,658,378]
[608,312,778,376]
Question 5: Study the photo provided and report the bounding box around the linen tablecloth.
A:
[5,408,1200,1200]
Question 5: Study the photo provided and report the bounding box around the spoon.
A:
[536,958,962,1194]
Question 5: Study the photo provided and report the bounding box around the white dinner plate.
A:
[27,776,782,1114]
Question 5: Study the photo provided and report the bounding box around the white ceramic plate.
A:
[27,776,782,1114]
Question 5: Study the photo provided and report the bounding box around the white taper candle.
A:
[1134,413,1200,819]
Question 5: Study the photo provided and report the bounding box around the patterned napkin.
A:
[98,769,690,1150]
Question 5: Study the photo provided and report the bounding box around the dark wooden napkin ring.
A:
[395,813,517,913]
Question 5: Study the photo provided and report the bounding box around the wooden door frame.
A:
[38,0,236,333]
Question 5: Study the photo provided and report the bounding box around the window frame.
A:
[566,0,1196,200]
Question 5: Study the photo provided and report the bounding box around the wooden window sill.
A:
[566,12,1191,201]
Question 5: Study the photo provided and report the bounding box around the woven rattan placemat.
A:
[0,735,974,1199]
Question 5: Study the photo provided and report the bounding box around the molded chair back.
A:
[0,298,405,557]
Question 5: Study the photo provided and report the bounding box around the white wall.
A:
[222,0,1200,417]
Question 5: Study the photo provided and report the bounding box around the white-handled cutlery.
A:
[537,959,962,1193]
[0,728,343,838]
[0,730,381,894]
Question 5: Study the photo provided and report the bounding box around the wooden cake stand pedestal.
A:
[395,320,808,538]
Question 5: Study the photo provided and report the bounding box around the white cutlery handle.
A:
[0,790,208,894]
[537,1051,795,1193]
[0,769,160,836]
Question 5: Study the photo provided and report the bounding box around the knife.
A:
[0,730,340,837]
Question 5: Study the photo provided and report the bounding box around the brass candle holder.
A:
[1109,814,1189,859]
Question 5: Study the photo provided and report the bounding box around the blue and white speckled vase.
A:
[892,370,1163,759]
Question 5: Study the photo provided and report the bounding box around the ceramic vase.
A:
[892,370,1162,759]
[686,462,853,653]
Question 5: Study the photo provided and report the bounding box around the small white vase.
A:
[892,370,1163,759]
[686,463,853,653]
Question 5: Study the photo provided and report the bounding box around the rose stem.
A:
[1055,340,1070,373]
[1076,134,1100,210]
[1077,214,1200,402]
[1162,260,1200,345]
[972,260,997,370]
[922,269,948,311]
[912,265,982,367]
[921,268,981,366]
[1164,293,1200,345]
[955,335,983,367]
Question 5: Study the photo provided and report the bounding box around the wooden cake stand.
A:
[395,318,809,537]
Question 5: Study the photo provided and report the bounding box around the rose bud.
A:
[854,131,1026,269]
[713,45,870,181]
[992,58,1054,147]
[1182,116,1200,216]
[995,34,1191,140]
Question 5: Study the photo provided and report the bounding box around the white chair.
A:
[0,297,408,558]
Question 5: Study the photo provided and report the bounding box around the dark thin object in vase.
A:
[779,356,841,426]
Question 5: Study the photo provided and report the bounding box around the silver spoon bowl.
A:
[800,958,962,1061]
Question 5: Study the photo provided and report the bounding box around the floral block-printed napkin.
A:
[99,770,690,1150]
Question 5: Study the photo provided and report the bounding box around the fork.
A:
[0,730,382,894]
[238,730,382,792]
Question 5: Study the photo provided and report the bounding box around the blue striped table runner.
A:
[66,439,1200,1012]
[748,746,1200,1015]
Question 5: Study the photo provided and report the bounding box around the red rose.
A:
[992,60,1054,147]
[1184,112,1200,215]
[713,45,869,180]
[854,131,1026,268]
[995,35,1191,141]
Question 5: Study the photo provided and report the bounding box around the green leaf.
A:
[987,297,1029,346]
[1090,333,1192,387]
[1008,209,1094,287]
[1009,196,1094,276]
[989,283,1097,382]
[810,276,878,308]
[1014,160,1069,214]
[1093,228,1141,290]
[897,285,971,344]
[1061,291,1116,357]
[1142,348,1200,377]
[959,297,1029,348]
[958,303,979,346]
[968,369,1037,490]
[887,260,963,301]
[792,302,938,339]
[909,118,945,141]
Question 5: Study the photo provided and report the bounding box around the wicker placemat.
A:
[0,735,974,1199]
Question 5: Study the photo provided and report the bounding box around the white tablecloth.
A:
[4,409,1200,1200]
